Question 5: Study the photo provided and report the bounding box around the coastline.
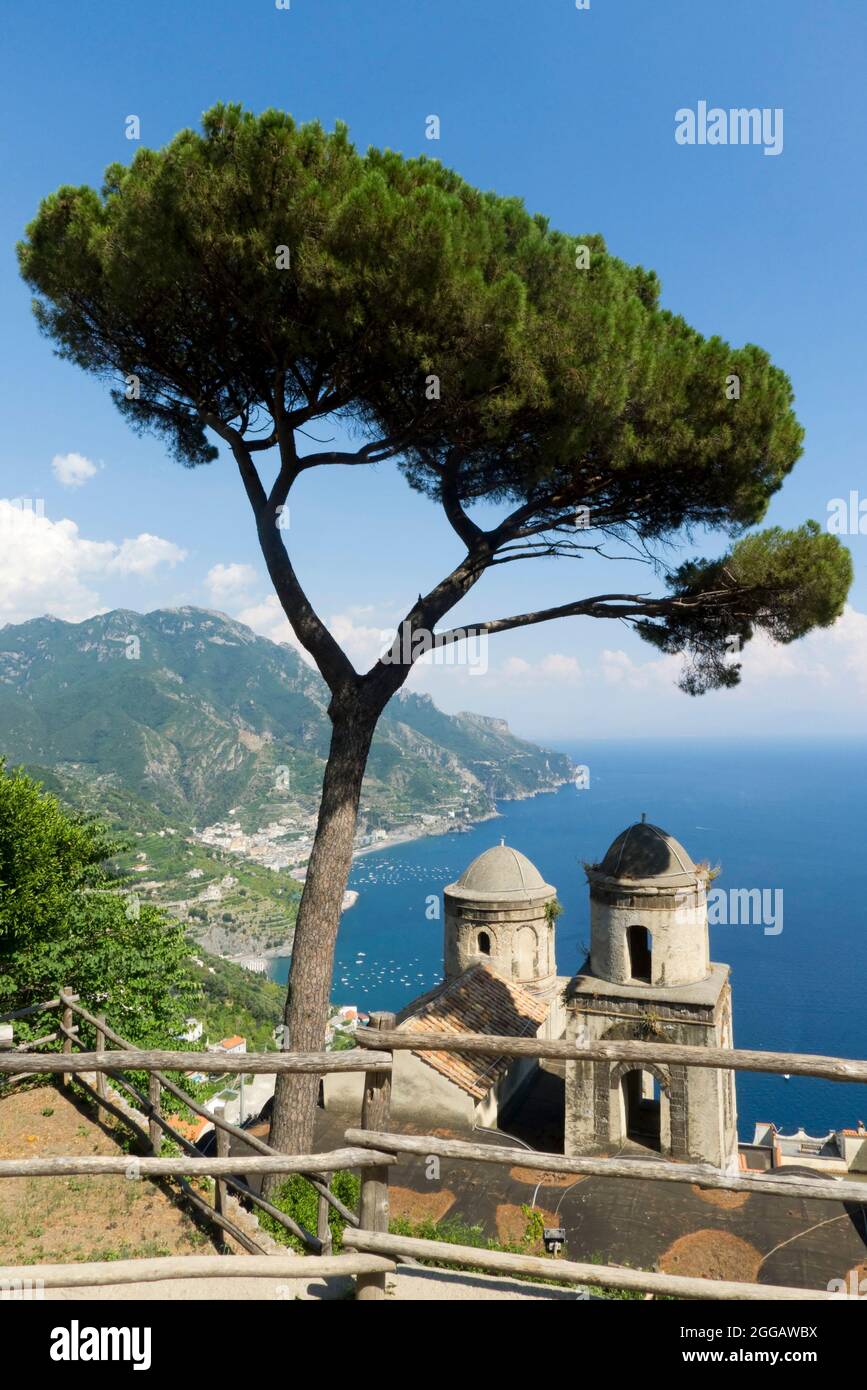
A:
[261,777,571,961]
[352,776,572,859]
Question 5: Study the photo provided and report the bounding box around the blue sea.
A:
[270,738,867,1141]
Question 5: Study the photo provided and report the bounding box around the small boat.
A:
[783,1074,791,1081]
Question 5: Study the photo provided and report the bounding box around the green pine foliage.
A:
[17,103,851,694]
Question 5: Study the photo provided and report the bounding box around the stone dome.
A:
[447,842,555,902]
[594,821,698,889]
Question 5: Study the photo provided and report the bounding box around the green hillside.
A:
[0,607,573,953]
[0,607,571,822]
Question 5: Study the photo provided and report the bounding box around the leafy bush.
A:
[0,760,197,1043]
[259,1170,361,1253]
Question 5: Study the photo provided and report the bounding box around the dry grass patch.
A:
[0,1084,215,1266]
[509,1165,585,1188]
[658,1229,762,1283]
[389,1186,456,1224]
[690,1184,751,1210]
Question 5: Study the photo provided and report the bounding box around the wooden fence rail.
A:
[0,1047,392,1076]
[13,1031,59,1051]
[342,1230,839,1302]
[62,994,358,1230]
[0,1148,395,1180]
[358,1027,867,1084]
[0,1252,395,1291]
[346,1127,867,1207]
[0,996,77,1025]
[2,991,865,1301]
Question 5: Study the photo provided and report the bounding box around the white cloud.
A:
[540,653,581,678]
[234,594,295,644]
[206,562,258,600]
[594,607,867,697]
[52,452,98,487]
[0,500,186,624]
[234,594,386,670]
[108,533,186,576]
[812,604,867,691]
[333,613,397,668]
[600,647,679,688]
[498,653,582,684]
[502,656,532,678]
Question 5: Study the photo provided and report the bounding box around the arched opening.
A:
[621,1069,661,1152]
[516,925,537,979]
[477,931,491,956]
[627,925,652,983]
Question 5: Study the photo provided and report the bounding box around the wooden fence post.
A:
[215,1123,230,1251]
[355,1011,395,1301]
[317,1172,333,1257]
[61,988,73,1089]
[95,1015,108,1126]
[148,1074,162,1156]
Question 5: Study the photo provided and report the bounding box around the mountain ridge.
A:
[0,606,573,832]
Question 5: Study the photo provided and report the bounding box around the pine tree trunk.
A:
[266,699,377,1173]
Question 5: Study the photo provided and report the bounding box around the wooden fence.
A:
[0,992,865,1301]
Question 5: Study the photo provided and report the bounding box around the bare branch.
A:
[247,431,278,453]
[437,451,484,548]
[433,589,746,645]
[200,412,268,514]
[202,407,357,696]
[294,433,413,472]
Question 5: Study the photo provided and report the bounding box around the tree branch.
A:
[438,451,484,548]
[293,433,414,472]
[433,588,746,645]
[201,412,268,514]
[202,407,358,698]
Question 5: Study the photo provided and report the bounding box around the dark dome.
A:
[595,821,697,888]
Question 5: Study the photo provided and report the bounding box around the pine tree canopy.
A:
[18,103,852,692]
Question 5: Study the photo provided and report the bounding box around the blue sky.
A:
[2,0,866,740]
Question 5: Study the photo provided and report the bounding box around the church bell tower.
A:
[564,819,738,1170]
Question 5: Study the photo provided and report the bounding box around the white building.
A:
[209,1034,247,1055]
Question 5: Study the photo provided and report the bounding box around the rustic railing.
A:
[0,989,390,1259]
[1,995,865,1300]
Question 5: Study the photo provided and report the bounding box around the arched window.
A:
[477,930,491,955]
[621,1068,661,1151]
[627,925,652,983]
[516,925,537,979]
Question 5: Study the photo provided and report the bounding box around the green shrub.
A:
[258,1170,361,1253]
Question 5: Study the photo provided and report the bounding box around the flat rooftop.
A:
[566,960,729,1010]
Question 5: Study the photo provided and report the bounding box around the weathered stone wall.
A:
[322,1049,476,1127]
[443,893,557,989]
[589,881,709,987]
[564,977,738,1169]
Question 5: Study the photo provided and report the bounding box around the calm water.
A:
[270,738,867,1139]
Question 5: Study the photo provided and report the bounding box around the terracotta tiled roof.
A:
[396,964,548,1100]
[169,1115,212,1143]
